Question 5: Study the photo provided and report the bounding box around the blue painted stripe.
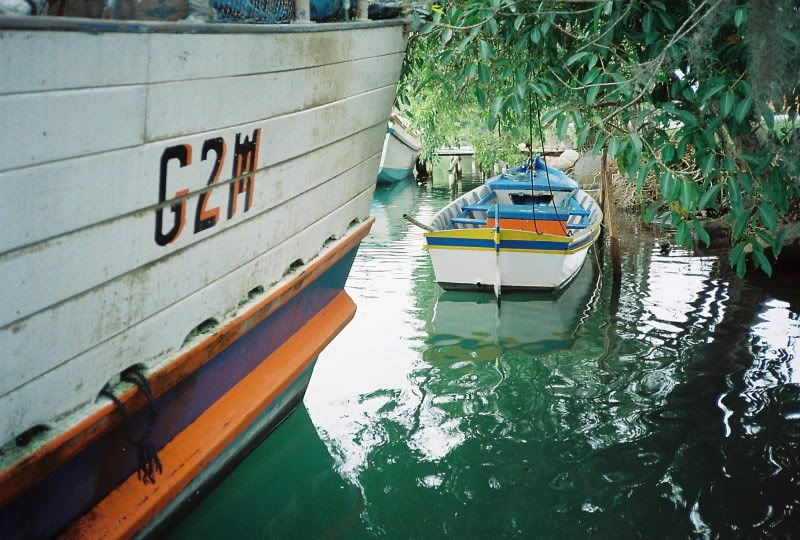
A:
[427,237,495,249]
[426,237,569,251]
[500,240,570,250]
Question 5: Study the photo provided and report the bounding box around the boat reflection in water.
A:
[426,255,599,356]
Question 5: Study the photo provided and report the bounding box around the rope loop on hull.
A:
[99,366,163,485]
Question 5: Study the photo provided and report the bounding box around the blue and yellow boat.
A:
[423,157,602,293]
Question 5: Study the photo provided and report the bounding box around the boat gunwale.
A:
[0,15,406,34]
[0,217,374,508]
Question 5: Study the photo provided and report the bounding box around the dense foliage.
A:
[401,0,800,275]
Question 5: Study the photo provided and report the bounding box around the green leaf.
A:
[698,183,721,209]
[491,95,504,116]
[478,63,490,83]
[475,87,487,107]
[773,227,787,258]
[736,255,747,278]
[676,220,691,248]
[758,101,775,129]
[479,40,493,61]
[566,51,590,66]
[729,240,746,267]
[694,221,711,248]
[607,137,619,158]
[642,11,653,34]
[753,249,773,277]
[758,201,778,232]
[583,67,601,86]
[541,108,560,125]
[540,18,551,36]
[587,85,600,105]
[514,14,524,31]
[487,113,497,131]
[530,27,541,44]
[660,172,679,201]
[701,80,727,102]
[463,62,477,79]
[629,133,643,155]
[680,181,700,211]
[662,144,675,163]
[720,92,735,118]
[556,114,569,139]
[734,96,753,124]
[699,153,716,177]
[732,211,751,240]
[511,94,524,116]
[734,7,746,28]
[441,28,453,45]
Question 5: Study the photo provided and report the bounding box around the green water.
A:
[170,163,800,537]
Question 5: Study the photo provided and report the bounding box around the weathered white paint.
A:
[1,148,383,398]
[0,190,374,445]
[0,31,149,94]
[146,53,403,141]
[0,86,396,254]
[0,21,407,445]
[0,26,405,93]
[379,125,422,178]
[0,86,147,172]
[147,27,406,83]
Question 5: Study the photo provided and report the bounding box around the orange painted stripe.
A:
[62,291,357,540]
[0,218,373,508]
[486,217,567,236]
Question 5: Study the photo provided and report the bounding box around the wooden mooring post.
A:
[600,150,622,283]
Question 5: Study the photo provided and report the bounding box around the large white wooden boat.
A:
[0,10,407,538]
[422,157,603,293]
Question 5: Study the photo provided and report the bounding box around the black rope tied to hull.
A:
[99,367,163,485]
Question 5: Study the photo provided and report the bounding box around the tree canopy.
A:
[400,0,800,276]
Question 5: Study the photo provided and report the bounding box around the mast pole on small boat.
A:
[493,204,502,300]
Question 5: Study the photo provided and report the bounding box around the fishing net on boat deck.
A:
[211,0,294,23]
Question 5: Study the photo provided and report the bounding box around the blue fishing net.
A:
[211,0,294,22]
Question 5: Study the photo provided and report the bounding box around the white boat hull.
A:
[428,242,593,291]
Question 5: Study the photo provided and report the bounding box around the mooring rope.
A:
[99,366,163,485]
[533,94,567,235]
[527,94,541,235]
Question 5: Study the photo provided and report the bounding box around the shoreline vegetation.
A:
[397,0,800,277]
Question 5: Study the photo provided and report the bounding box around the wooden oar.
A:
[403,214,434,232]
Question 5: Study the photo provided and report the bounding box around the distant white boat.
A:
[378,121,422,184]
[421,157,603,292]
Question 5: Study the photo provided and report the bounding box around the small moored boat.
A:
[422,157,602,292]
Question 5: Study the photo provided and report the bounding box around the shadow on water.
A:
[170,164,800,538]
